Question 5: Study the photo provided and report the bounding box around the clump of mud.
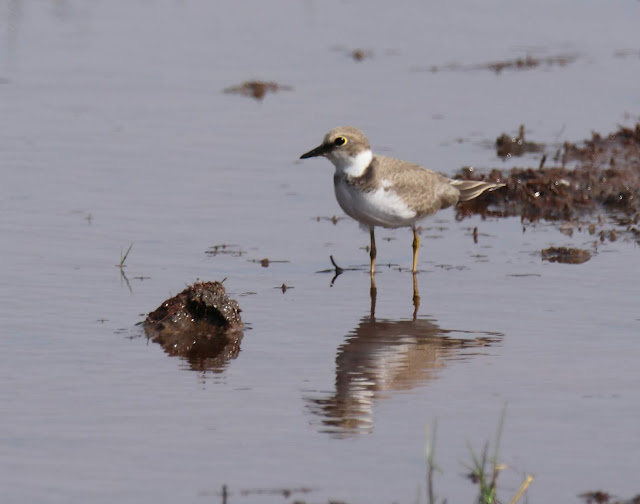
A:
[143,281,244,372]
[224,80,293,100]
[456,123,640,223]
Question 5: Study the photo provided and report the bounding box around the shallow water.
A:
[1,1,640,503]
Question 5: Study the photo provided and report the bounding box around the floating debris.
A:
[613,49,640,59]
[203,485,313,500]
[558,222,574,237]
[250,258,289,267]
[143,281,243,372]
[316,256,367,285]
[484,54,576,74]
[350,48,371,61]
[223,80,293,100]
[330,45,373,62]
[541,247,591,264]
[206,243,245,257]
[277,283,293,293]
[315,215,345,225]
[579,491,611,504]
[496,125,544,158]
[578,490,640,504]
[412,53,577,74]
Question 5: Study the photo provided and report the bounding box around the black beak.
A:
[300,143,331,159]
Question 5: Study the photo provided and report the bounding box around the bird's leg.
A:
[412,227,420,273]
[412,273,420,320]
[369,227,377,275]
[369,274,377,319]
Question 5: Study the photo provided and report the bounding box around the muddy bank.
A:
[456,124,640,229]
[143,281,244,372]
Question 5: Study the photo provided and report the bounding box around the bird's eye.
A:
[334,136,347,146]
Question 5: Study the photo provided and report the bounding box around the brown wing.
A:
[375,155,460,217]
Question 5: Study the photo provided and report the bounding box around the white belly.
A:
[334,179,418,228]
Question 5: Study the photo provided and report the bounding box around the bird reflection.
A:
[370,273,421,320]
[329,258,420,319]
[306,274,502,438]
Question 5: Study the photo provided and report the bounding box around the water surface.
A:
[1,1,640,503]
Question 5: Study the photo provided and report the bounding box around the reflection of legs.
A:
[412,227,420,273]
[369,227,377,275]
[369,274,377,319]
[412,273,420,320]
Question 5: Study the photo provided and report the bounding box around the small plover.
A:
[300,126,504,274]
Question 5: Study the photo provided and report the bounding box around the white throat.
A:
[333,149,373,178]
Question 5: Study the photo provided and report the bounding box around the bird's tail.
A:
[450,179,506,202]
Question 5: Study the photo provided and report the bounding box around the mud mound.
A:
[143,281,244,372]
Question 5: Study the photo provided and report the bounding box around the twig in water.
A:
[330,255,344,274]
[119,243,133,268]
[425,419,441,504]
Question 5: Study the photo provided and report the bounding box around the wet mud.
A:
[456,123,640,229]
[143,281,244,372]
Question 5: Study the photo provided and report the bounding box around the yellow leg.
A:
[369,227,377,275]
[412,228,420,273]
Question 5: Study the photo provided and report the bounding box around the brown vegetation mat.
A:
[456,124,640,229]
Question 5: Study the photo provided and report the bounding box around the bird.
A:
[299,126,504,275]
